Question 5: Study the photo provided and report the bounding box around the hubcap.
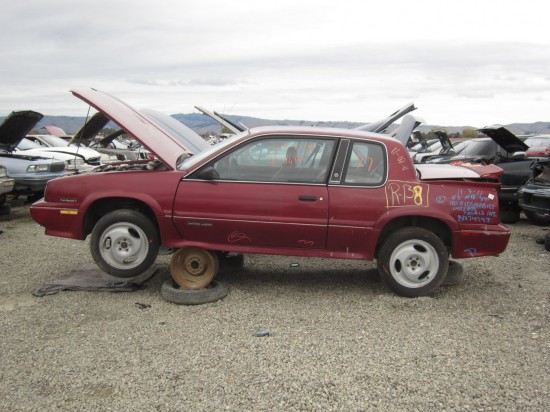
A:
[99,223,149,270]
[389,239,439,288]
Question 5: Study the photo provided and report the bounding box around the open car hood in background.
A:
[71,89,196,169]
[478,125,529,153]
[69,112,110,146]
[0,110,44,152]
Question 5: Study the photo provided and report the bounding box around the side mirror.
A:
[196,166,219,180]
[511,151,526,159]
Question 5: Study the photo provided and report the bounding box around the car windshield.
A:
[41,135,70,147]
[525,137,550,148]
[18,138,43,150]
[178,131,247,170]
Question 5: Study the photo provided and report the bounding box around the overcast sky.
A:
[2,0,549,127]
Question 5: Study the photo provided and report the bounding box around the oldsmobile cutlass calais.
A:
[31,89,510,297]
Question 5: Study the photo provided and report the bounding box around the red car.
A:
[31,89,510,297]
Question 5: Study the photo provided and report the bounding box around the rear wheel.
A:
[377,227,449,297]
[90,209,159,278]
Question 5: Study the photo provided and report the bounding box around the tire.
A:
[161,279,229,305]
[377,227,449,297]
[441,261,464,286]
[545,232,550,252]
[90,209,160,278]
[523,210,550,226]
[499,208,521,224]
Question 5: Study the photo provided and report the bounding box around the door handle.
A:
[299,195,317,201]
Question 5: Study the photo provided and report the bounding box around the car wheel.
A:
[377,227,449,297]
[545,232,550,252]
[170,247,219,289]
[90,209,160,278]
[499,207,521,224]
[161,279,228,305]
[523,210,550,226]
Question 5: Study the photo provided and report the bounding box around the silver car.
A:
[0,111,68,198]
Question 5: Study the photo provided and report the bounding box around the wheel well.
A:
[375,216,452,259]
[83,197,159,239]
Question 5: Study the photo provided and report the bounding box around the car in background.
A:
[17,138,97,173]
[0,111,68,199]
[31,88,510,299]
[518,159,550,225]
[524,135,550,158]
[25,133,108,166]
[0,165,15,206]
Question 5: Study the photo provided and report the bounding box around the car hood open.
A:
[0,111,44,152]
[478,125,529,153]
[71,89,204,169]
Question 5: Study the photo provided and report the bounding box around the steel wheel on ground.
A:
[377,227,449,297]
[90,209,160,278]
[170,247,219,289]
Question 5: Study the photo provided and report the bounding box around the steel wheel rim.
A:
[170,248,219,289]
[99,222,149,270]
[389,239,440,288]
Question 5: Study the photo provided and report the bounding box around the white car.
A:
[17,137,101,173]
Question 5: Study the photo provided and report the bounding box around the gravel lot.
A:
[1,201,549,411]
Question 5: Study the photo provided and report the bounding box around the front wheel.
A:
[377,227,449,297]
[90,209,160,278]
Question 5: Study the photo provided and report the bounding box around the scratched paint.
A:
[390,146,410,173]
[227,231,252,243]
[385,181,429,208]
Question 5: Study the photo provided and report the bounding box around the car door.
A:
[326,139,389,258]
[172,136,336,249]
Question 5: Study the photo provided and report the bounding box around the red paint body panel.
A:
[30,89,511,272]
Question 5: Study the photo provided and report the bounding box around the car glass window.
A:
[211,137,335,183]
[342,141,385,185]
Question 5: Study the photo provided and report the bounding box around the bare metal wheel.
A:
[170,247,219,289]
[90,209,159,278]
[377,227,449,297]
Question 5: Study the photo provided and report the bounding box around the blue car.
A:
[0,111,68,199]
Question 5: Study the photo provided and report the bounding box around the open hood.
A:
[0,110,44,152]
[354,102,416,133]
[71,89,201,169]
[43,125,69,137]
[69,112,110,146]
[195,106,244,134]
[478,125,529,153]
[434,130,453,153]
[140,108,209,154]
[390,114,424,146]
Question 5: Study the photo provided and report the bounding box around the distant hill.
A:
[2,112,549,137]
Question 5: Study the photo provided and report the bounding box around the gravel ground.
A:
[1,202,549,411]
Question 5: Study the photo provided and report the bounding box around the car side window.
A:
[342,141,386,185]
[212,137,335,183]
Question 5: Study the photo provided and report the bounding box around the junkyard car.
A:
[0,111,68,198]
[518,159,550,225]
[31,89,510,298]
[0,165,15,205]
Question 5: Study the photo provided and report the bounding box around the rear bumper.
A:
[452,224,510,258]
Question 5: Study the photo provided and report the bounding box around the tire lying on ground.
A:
[161,279,229,305]
[545,232,550,252]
